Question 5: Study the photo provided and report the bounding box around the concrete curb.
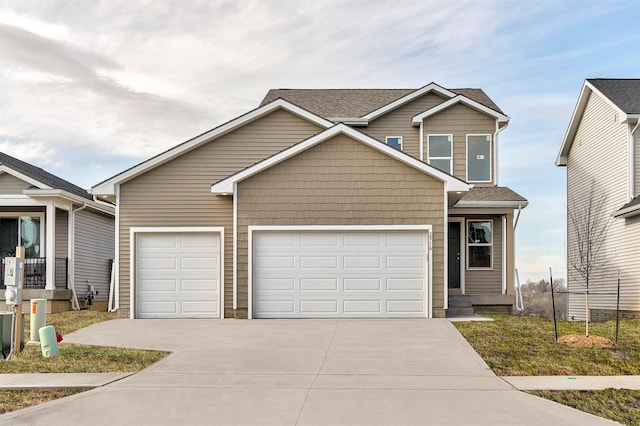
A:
[502,375,640,391]
[0,373,133,389]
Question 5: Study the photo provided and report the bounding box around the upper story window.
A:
[467,220,492,269]
[467,134,492,182]
[386,136,403,151]
[427,134,452,174]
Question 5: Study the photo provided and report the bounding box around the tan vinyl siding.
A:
[464,216,503,294]
[364,93,447,159]
[54,208,68,258]
[423,103,496,185]
[74,209,114,302]
[118,109,323,317]
[0,173,31,194]
[566,92,638,320]
[237,134,446,316]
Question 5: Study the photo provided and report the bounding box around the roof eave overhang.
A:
[614,204,640,218]
[411,95,509,126]
[362,82,457,122]
[211,124,469,195]
[0,165,52,190]
[23,189,115,215]
[556,81,638,166]
[327,118,369,126]
[453,200,529,209]
[91,99,334,196]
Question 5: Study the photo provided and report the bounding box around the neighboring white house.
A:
[556,78,640,321]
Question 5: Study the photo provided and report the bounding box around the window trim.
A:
[385,136,403,151]
[466,219,493,270]
[0,212,46,258]
[427,134,453,174]
[466,134,492,183]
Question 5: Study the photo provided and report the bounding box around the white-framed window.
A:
[427,134,453,174]
[386,136,403,151]
[467,134,492,182]
[467,220,492,269]
[0,213,45,258]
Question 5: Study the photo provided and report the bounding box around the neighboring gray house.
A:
[556,78,640,321]
[0,152,115,312]
[92,82,528,320]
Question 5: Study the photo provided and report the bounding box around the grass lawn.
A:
[453,315,640,424]
[0,310,168,414]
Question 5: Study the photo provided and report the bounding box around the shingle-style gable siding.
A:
[237,134,447,317]
[423,103,497,185]
[117,109,324,317]
[0,173,31,194]
[567,91,640,320]
[363,92,447,159]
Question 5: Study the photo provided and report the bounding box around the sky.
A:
[1,0,639,284]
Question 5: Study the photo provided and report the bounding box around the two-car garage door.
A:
[252,230,428,318]
[136,232,221,319]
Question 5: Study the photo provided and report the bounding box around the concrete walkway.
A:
[0,319,621,425]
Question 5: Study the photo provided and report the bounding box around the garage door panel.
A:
[300,300,338,314]
[139,279,177,292]
[344,256,381,269]
[257,300,295,313]
[253,230,428,318]
[256,278,295,292]
[343,278,381,291]
[301,278,338,291]
[300,256,338,269]
[387,278,424,291]
[344,300,382,314]
[137,232,221,319]
[387,300,424,313]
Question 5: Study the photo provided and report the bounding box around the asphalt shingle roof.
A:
[456,187,528,203]
[588,79,640,114]
[0,151,92,200]
[260,87,504,118]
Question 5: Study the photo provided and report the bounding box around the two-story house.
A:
[556,78,640,321]
[92,82,527,319]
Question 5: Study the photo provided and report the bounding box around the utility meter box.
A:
[3,257,23,306]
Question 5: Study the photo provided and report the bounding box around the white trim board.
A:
[247,224,434,319]
[128,226,225,319]
[412,95,509,125]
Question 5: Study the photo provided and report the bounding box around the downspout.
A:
[513,204,523,311]
[501,215,507,294]
[630,120,640,200]
[494,121,509,186]
[69,203,88,310]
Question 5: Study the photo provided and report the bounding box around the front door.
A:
[448,222,461,289]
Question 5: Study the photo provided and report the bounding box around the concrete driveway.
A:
[0,319,617,425]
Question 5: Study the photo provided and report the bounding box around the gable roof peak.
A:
[0,151,92,200]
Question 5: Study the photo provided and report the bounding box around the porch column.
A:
[46,203,55,290]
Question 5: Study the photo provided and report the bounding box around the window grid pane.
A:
[428,135,452,174]
[468,220,492,269]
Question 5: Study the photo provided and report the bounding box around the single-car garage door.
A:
[136,232,221,318]
[252,230,428,318]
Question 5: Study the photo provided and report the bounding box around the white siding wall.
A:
[634,131,640,198]
[566,92,640,320]
[74,209,115,302]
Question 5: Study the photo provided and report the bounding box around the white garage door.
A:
[253,230,428,318]
[136,233,221,318]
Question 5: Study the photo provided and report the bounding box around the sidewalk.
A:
[0,373,132,389]
[502,375,640,391]
[1,373,639,391]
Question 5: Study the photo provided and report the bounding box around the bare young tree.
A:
[568,181,614,337]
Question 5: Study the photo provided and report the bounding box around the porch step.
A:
[447,296,474,317]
